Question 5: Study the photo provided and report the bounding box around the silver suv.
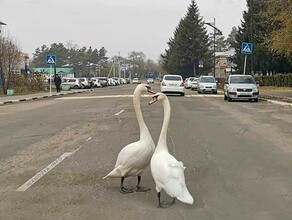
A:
[224,75,259,102]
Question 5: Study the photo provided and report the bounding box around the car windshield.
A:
[68,79,76,82]
[79,79,84,81]
[200,77,215,83]
[230,76,255,84]
[164,76,182,81]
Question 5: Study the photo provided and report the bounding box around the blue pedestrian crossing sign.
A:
[241,42,253,55]
[46,55,56,65]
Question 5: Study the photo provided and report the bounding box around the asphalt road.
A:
[0,83,291,220]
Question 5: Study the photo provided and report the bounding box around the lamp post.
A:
[0,21,7,33]
[205,18,222,77]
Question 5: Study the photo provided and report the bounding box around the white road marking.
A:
[55,95,153,100]
[115,110,124,116]
[16,137,92,192]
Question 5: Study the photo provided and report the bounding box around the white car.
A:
[77,77,90,88]
[185,77,195,89]
[224,74,259,102]
[197,76,217,94]
[62,78,82,89]
[160,74,185,96]
[90,78,102,87]
[191,78,199,90]
[147,78,154,83]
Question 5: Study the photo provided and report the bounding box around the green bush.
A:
[255,73,292,87]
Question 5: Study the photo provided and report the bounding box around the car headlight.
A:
[213,85,217,89]
[200,85,204,89]
[230,87,237,92]
[252,87,258,92]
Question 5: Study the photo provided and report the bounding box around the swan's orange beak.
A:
[149,95,158,105]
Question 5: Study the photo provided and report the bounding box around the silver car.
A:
[224,75,259,102]
[197,76,217,94]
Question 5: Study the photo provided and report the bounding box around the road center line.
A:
[16,137,92,192]
[115,110,124,116]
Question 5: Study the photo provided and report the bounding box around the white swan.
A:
[149,92,194,207]
[103,84,156,193]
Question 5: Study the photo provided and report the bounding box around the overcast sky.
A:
[0,0,246,61]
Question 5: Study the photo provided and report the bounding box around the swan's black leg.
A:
[120,177,134,194]
[170,198,176,205]
[135,176,151,192]
[157,192,163,208]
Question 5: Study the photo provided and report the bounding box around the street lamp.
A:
[0,21,7,33]
[205,18,222,77]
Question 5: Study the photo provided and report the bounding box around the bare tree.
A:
[0,32,22,94]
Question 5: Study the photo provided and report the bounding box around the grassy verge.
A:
[260,86,292,93]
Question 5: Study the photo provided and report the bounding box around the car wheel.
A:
[224,94,227,100]
[227,95,232,102]
[213,91,217,94]
[74,85,79,89]
[191,88,194,91]
[254,98,258,102]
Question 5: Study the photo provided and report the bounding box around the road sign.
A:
[198,60,204,68]
[241,42,253,55]
[46,55,56,65]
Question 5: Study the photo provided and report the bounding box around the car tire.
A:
[254,98,258,102]
[74,85,79,89]
[213,91,217,94]
[227,96,232,102]
[224,94,227,100]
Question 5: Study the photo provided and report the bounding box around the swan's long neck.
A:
[133,88,150,140]
[156,98,171,152]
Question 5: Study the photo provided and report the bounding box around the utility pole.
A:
[118,52,121,78]
[206,18,222,78]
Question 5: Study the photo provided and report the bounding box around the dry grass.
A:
[260,86,292,93]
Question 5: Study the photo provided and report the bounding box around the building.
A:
[215,49,236,78]
[31,68,75,79]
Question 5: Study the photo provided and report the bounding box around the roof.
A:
[31,67,74,74]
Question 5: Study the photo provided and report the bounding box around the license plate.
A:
[169,83,177,86]
[240,92,249,95]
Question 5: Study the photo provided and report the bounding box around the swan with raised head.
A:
[149,92,194,207]
[103,84,156,193]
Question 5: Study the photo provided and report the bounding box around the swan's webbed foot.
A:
[135,186,151,192]
[157,201,171,208]
[135,176,151,192]
[120,187,134,194]
[120,177,134,194]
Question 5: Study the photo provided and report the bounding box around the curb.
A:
[0,89,94,106]
[260,98,292,107]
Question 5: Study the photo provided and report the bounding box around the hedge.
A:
[255,73,292,87]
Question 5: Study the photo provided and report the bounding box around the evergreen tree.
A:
[161,0,212,78]
[234,0,292,75]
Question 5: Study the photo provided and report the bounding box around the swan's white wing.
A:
[104,140,154,178]
[151,152,194,204]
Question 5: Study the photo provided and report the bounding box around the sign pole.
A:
[243,55,247,75]
[49,65,52,96]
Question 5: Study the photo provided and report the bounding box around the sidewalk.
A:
[0,89,94,105]
[260,87,292,104]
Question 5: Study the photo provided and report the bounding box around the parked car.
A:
[90,78,102,87]
[132,78,141,84]
[185,77,195,89]
[77,77,90,88]
[147,78,154,83]
[160,74,185,96]
[197,76,217,94]
[191,78,199,90]
[224,74,259,102]
[62,78,82,89]
[111,77,120,85]
[96,77,108,87]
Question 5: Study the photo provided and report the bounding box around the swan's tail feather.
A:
[102,166,123,179]
[177,189,194,204]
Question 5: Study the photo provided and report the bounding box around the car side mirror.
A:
[256,81,260,87]
[225,81,229,84]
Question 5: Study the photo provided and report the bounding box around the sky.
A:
[0,0,247,61]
